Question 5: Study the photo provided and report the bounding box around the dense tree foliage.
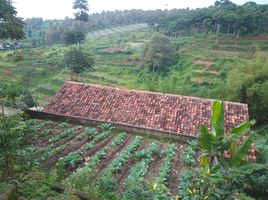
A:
[64,48,95,79]
[23,1,268,45]
[225,58,268,124]
[142,35,177,73]
[73,0,89,23]
[154,0,268,36]
[0,0,25,39]
[64,30,86,46]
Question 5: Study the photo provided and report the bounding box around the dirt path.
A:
[193,59,214,71]
[46,130,89,168]
[69,134,116,172]
[117,140,150,193]
[27,122,58,142]
[145,154,164,181]
[97,135,135,172]
[50,127,84,148]
[29,125,76,147]
[169,144,185,196]
[3,106,17,116]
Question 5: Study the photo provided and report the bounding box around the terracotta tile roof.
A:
[45,81,256,162]
[45,81,249,136]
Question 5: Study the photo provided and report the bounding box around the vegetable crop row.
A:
[107,136,142,173]
[156,144,177,185]
[48,126,80,143]
[67,132,128,182]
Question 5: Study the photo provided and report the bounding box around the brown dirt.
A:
[191,77,212,85]
[100,47,127,53]
[169,144,185,196]
[145,144,167,181]
[193,59,214,68]
[46,130,88,168]
[97,135,135,172]
[27,122,63,146]
[50,127,84,148]
[69,134,116,172]
[117,140,150,193]
[223,35,268,41]
[0,69,13,76]
[35,125,77,147]
[145,154,164,182]
[206,70,221,76]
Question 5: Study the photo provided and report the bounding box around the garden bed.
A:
[25,119,186,198]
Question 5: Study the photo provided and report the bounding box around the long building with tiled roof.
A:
[44,81,249,137]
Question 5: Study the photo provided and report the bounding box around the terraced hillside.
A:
[26,118,187,199]
[87,23,148,39]
[1,29,268,108]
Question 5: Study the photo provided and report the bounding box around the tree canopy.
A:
[64,48,95,79]
[225,58,268,124]
[23,1,268,45]
[0,0,25,39]
[142,35,177,73]
[73,0,89,23]
[64,30,86,46]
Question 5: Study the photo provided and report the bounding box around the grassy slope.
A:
[0,25,268,107]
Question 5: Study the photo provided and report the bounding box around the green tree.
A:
[64,48,95,80]
[0,113,27,177]
[64,30,86,46]
[142,35,177,73]
[0,0,25,39]
[73,0,89,27]
[0,83,22,117]
[226,58,268,124]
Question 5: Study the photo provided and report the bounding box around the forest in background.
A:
[23,0,268,46]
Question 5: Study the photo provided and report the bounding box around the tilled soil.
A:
[168,144,185,196]
[117,140,150,193]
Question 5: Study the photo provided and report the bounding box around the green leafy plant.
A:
[58,151,81,168]
[58,122,69,128]
[0,113,27,177]
[179,101,264,199]
[198,101,255,168]
[40,129,53,137]
[183,145,195,166]
[156,144,176,185]
[84,130,113,150]
[85,127,98,138]
[124,142,163,199]
[103,136,142,174]
[98,123,114,132]
[49,127,79,143]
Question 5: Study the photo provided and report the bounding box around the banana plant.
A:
[199,101,256,169]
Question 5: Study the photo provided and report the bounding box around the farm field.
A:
[21,118,187,199]
[1,26,268,107]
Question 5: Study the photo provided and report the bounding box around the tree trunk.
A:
[235,29,240,47]
[215,24,221,45]
[227,23,231,35]
[1,100,5,118]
